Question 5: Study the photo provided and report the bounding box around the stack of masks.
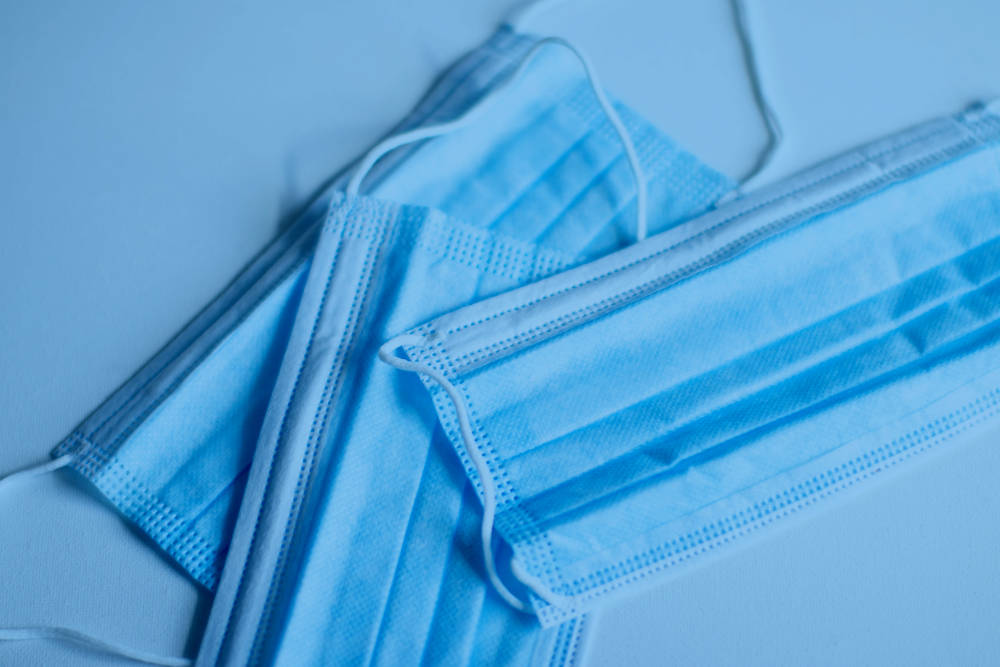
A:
[45,22,1000,667]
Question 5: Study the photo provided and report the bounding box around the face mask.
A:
[20,25,731,667]
[380,100,1000,626]
[195,36,732,667]
[48,26,728,595]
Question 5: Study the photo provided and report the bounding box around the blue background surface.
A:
[1,1,998,664]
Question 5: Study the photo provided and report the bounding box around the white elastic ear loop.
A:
[0,454,73,490]
[0,627,191,666]
[378,337,531,612]
[730,0,783,192]
[346,36,649,241]
[0,457,191,666]
[379,337,583,614]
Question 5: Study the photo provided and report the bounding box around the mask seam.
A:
[479,116,603,235]
[64,432,224,590]
[225,194,585,655]
[447,127,994,371]
[536,385,1000,623]
[543,617,570,667]
[564,614,589,667]
[246,201,397,664]
[407,211,572,281]
[410,336,566,593]
[440,120,981,346]
[546,616,580,667]
[334,201,574,281]
[213,210,361,660]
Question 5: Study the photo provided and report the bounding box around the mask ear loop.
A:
[379,337,580,615]
[377,336,527,611]
[369,35,643,614]
[346,36,649,241]
[0,456,191,666]
[730,0,784,193]
[0,627,191,667]
[0,454,73,490]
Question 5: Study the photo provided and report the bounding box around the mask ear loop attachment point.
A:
[379,336,552,614]
[379,337,584,616]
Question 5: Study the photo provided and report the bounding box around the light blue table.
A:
[2,1,998,664]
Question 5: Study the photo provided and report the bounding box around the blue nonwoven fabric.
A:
[50,27,728,592]
[49,26,731,666]
[196,34,733,666]
[386,100,1000,626]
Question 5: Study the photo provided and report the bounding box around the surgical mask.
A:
[46,26,728,595]
[194,34,733,667]
[3,25,732,666]
[380,99,1000,626]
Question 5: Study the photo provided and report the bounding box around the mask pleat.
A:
[370,441,473,665]
[415,489,492,667]
[262,209,541,664]
[520,275,1000,537]
[442,92,600,229]
[502,232,1000,511]
[469,184,1000,472]
[541,100,731,260]
[487,125,606,242]
[259,145,729,659]
[575,137,734,259]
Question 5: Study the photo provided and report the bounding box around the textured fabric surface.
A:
[391,102,1000,624]
[4,2,1000,666]
[198,33,731,663]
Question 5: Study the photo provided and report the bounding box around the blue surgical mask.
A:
[46,27,731,666]
[193,35,736,667]
[50,27,728,593]
[380,99,1000,626]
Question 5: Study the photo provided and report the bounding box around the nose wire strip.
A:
[346,36,649,242]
